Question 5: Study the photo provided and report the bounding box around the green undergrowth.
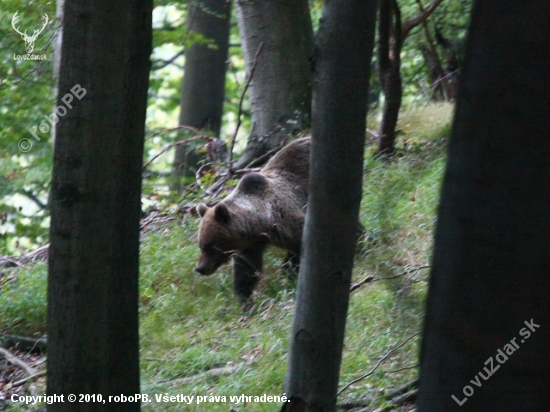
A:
[0,103,454,411]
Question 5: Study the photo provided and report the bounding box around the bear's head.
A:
[194,202,233,275]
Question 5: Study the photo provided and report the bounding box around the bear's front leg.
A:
[232,243,266,302]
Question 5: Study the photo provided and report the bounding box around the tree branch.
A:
[21,190,48,210]
[0,347,37,377]
[0,334,47,352]
[227,41,264,172]
[337,332,420,396]
[402,0,444,40]
[151,49,185,70]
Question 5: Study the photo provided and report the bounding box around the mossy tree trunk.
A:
[233,0,314,169]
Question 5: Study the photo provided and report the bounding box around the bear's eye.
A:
[204,244,223,254]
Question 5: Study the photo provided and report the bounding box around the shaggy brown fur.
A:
[195,137,310,301]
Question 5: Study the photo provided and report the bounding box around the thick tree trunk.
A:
[418,2,550,411]
[46,0,151,409]
[234,0,313,169]
[172,0,231,190]
[282,1,377,411]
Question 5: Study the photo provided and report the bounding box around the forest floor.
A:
[0,103,454,411]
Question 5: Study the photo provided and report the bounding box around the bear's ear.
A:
[214,203,231,223]
[197,203,209,217]
[238,172,268,194]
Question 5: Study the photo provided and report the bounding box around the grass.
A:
[0,103,454,411]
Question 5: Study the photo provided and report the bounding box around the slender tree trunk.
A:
[376,0,402,157]
[234,0,313,169]
[376,0,443,157]
[46,0,151,409]
[419,1,550,411]
[419,44,447,101]
[172,0,231,190]
[416,0,449,101]
[282,1,377,411]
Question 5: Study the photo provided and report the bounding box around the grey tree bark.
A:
[234,0,314,169]
[172,0,231,190]
[282,1,378,411]
[418,1,550,410]
[46,0,151,409]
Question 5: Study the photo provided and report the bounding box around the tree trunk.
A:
[419,44,447,101]
[234,0,313,169]
[376,0,403,158]
[416,0,451,102]
[46,0,151,409]
[282,1,377,411]
[53,0,64,117]
[418,2,550,411]
[172,0,231,190]
[376,0,443,157]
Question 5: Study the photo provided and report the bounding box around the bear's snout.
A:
[194,264,210,275]
[194,249,228,276]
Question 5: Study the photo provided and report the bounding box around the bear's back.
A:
[262,137,310,193]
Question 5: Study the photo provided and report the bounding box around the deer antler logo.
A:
[12,11,49,54]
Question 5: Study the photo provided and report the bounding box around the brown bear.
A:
[194,137,310,301]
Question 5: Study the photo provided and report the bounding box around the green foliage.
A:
[0,1,56,255]
[0,263,47,336]
[396,0,473,102]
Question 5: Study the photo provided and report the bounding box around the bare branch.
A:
[13,371,46,387]
[151,49,185,70]
[0,347,37,377]
[227,41,264,172]
[142,135,214,170]
[402,0,444,40]
[337,332,420,396]
[350,266,430,293]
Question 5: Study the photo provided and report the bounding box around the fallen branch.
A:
[385,389,417,410]
[0,334,47,352]
[13,370,46,387]
[164,362,250,387]
[0,347,37,377]
[337,373,418,410]
[384,378,418,400]
[0,244,49,268]
[350,266,430,293]
[337,332,420,396]
[336,395,373,410]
